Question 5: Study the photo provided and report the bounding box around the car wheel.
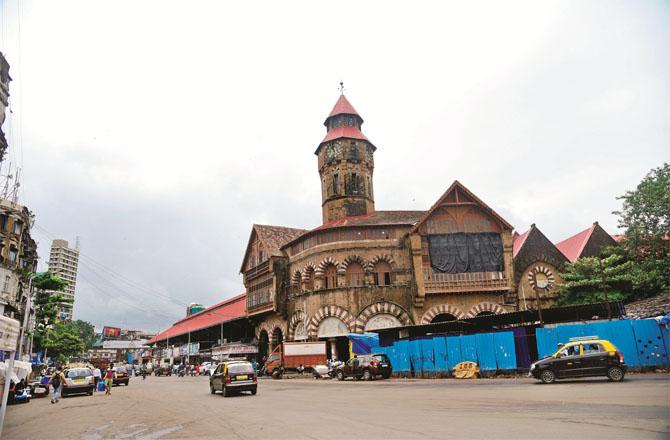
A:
[607,366,625,382]
[382,373,391,380]
[222,387,229,397]
[251,388,257,395]
[210,385,215,395]
[87,389,93,396]
[540,369,556,384]
[363,370,372,381]
[336,370,344,381]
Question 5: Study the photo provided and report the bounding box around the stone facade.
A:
[241,93,520,360]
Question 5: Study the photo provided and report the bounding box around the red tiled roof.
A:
[611,234,624,243]
[147,293,247,344]
[254,224,308,257]
[320,126,370,145]
[555,224,596,262]
[513,228,531,257]
[327,94,360,119]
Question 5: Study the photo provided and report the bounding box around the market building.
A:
[240,92,518,361]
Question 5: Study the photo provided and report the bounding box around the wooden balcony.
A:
[423,268,509,294]
[246,291,274,316]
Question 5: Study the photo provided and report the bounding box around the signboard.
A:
[179,345,188,356]
[0,316,20,351]
[189,343,200,355]
[212,342,258,356]
[284,342,326,357]
[102,326,121,339]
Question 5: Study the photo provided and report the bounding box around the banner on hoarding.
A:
[102,326,121,338]
[211,342,258,356]
[189,343,200,355]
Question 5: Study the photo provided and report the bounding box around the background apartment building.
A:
[47,238,80,320]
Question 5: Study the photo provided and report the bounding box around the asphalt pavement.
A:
[4,373,669,439]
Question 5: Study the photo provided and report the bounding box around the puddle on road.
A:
[82,423,183,440]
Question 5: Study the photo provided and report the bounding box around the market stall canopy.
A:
[147,293,246,345]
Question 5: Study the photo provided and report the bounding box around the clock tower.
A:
[315,91,376,224]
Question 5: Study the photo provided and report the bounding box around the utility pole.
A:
[17,274,36,359]
[533,286,544,326]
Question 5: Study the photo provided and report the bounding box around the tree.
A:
[556,253,633,305]
[613,163,670,296]
[63,320,97,350]
[42,322,85,362]
[31,271,72,353]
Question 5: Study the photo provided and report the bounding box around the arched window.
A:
[346,262,364,287]
[303,267,315,291]
[324,264,338,289]
[431,313,457,324]
[373,261,392,286]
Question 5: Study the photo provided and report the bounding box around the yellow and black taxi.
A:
[209,361,257,397]
[530,336,627,384]
[112,366,130,386]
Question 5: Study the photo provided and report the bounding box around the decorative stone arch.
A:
[354,301,413,333]
[291,269,302,287]
[421,304,467,324]
[307,305,355,339]
[466,302,506,318]
[301,262,317,281]
[369,254,395,270]
[315,256,340,278]
[256,318,287,345]
[340,255,369,274]
[287,310,308,341]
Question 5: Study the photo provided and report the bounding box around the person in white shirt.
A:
[92,367,102,391]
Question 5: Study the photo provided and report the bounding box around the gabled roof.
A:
[513,223,569,282]
[555,222,617,262]
[513,228,531,257]
[326,94,361,121]
[147,293,247,345]
[281,210,425,250]
[411,180,514,233]
[239,224,308,272]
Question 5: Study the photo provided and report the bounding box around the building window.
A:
[373,261,392,286]
[303,267,315,291]
[13,221,22,235]
[8,248,17,263]
[346,263,363,287]
[333,174,340,195]
[0,215,6,232]
[324,265,338,289]
[2,275,9,292]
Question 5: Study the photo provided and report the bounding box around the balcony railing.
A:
[423,269,509,294]
[244,260,270,280]
[246,291,273,314]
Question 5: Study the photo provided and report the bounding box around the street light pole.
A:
[17,274,36,359]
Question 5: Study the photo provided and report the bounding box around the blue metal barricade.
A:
[493,332,517,371]
[475,333,497,372]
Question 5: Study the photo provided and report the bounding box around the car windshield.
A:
[67,369,90,379]
[114,367,127,373]
[228,363,254,374]
[373,355,389,362]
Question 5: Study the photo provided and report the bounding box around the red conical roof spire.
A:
[327,94,360,119]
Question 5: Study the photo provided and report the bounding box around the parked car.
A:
[209,361,257,397]
[530,336,627,384]
[153,366,172,376]
[201,362,214,375]
[112,367,130,386]
[62,368,95,397]
[336,354,392,381]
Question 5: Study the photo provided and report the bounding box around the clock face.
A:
[528,266,555,291]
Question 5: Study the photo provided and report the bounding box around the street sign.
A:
[0,316,20,352]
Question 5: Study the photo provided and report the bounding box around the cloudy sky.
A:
[0,1,667,332]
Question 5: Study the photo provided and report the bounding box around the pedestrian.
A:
[297,364,305,375]
[104,364,115,395]
[93,366,102,391]
[48,366,66,404]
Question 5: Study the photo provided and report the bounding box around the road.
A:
[4,373,669,439]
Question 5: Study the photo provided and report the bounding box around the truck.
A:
[265,341,327,376]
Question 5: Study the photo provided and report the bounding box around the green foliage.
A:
[613,163,670,296]
[62,320,97,350]
[42,322,85,359]
[32,272,68,292]
[557,253,633,305]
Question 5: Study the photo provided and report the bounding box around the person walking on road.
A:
[92,366,101,391]
[104,365,115,395]
[48,366,66,404]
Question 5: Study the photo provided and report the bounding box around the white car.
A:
[201,362,214,375]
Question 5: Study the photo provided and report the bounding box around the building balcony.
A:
[246,291,274,316]
[422,269,510,294]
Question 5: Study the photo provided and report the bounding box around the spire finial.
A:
[339,81,345,95]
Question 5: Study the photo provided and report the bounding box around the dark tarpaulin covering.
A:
[428,233,503,273]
